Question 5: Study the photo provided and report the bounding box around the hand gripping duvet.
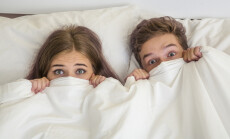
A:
[86,46,230,139]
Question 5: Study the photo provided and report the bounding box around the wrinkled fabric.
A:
[0,46,230,139]
[87,46,230,139]
[0,77,93,139]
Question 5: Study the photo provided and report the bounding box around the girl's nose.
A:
[65,72,75,77]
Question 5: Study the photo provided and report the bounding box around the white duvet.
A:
[0,46,230,139]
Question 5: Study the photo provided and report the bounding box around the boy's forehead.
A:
[140,34,180,51]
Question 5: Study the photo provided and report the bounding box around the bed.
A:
[0,3,230,139]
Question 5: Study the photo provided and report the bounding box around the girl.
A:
[27,25,119,93]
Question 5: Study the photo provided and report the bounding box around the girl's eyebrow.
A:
[52,64,64,67]
[51,63,87,67]
[74,63,87,67]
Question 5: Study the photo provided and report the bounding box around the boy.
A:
[128,16,202,80]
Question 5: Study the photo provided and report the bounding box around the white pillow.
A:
[128,16,230,74]
[0,5,140,85]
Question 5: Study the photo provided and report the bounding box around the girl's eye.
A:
[54,69,64,75]
[168,52,176,57]
[76,69,86,74]
[149,59,157,65]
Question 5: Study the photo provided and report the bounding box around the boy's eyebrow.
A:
[51,63,88,67]
[143,53,154,60]
[142,43,177,60]
[164,43,177,48]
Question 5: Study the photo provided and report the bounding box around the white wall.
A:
[1,0,230,18]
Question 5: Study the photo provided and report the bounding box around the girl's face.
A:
[47,50,94,80]
[139,33,184,72]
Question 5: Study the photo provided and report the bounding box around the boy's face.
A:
[139,33,184,72]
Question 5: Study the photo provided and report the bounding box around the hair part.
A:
[26,25,119,80]
[130,16,188,67]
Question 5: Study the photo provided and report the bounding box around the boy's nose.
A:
[159,57,167,62]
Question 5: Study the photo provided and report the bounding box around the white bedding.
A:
[88,46,230,139]
[0,78,93,138]
[0,46,230,139]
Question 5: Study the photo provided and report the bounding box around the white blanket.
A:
[0,46,230,139]
[0,78,93,139]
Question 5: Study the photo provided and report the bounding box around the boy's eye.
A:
[168,52,176,57]
[149,59,157,65]
[54,69,64,75]
[76,69,86,74]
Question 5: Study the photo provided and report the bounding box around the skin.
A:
[30,50,106,93]
[47,50,94,80]
[128,33,202,80]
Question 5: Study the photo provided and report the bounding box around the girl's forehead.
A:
[52,50,91,64]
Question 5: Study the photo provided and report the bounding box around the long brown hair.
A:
[26,25,119,80]
[130,16,188,67]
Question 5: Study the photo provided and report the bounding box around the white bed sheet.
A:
[0,46,230,139]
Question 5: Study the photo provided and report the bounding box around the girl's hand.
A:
[183,46,202,62]
[90,74,106,88]
[29,77,50,94]
[126,68,149,81]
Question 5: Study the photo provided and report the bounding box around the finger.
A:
[138,69,146,79]
[187,48,197,61]
[187,48,192,61]
[93,76,100,87]
[98,76,106,84]
[90,73,95,79]
[142,69,150,78]
[92,76,98,87]
[94,76,101,87]
[89,78,92,85]
[89,74,95,85]
[139,69,149,79]
[40,78,46,92]
[44,77,50,87]
[35,79,42,93]
[33,80,38,94]
[42,77,49,92]
[132,71,138,80]
[183,50,188,62]
[190,47,200,61]
[30,80,35,92]
[194,46,202,58]
[95,76,106,87]
[133,70,142,80]
[46,79,50,87]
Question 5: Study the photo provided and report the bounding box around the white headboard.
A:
[1,0,230,18]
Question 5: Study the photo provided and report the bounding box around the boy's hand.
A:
[90,74,106,88]
[183,46,202,62]
[29,77,50,94]
[127,69,149,81]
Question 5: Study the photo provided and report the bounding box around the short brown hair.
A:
[130,16,188,67]
[27,25,119,80]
